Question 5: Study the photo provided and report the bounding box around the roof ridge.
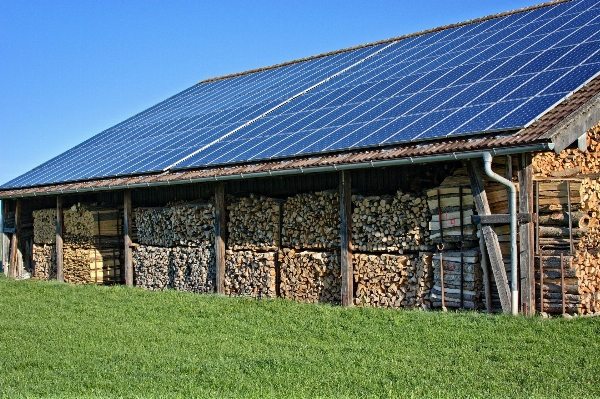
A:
[196,0,571,85]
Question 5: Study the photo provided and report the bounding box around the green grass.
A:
[0,276,599,398]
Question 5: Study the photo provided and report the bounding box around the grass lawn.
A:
[0,276,598,398]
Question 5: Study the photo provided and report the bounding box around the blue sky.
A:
[0,0,538,186]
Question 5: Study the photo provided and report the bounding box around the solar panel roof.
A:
[3,0,600,189]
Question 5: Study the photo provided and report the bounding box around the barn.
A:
[2,0,599,316]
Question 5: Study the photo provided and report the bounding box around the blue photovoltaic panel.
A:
[2,0,600,189]
[175,0,600,169]
[2,44,387,188]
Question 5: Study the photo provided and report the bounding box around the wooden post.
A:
[1,200,10,277]
[214,182,226,295]
[123,190,133,287]
[479,234,492,312]
[518,153,534,315]
[9,199,21,278]
[340,170,353,307]
[56,196,64,282]
[466,159,511,313]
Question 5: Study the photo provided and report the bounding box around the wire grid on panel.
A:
[175,0,600,169]
[1,44,383,188]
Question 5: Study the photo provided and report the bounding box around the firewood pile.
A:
[61,205,123,285]
[430,250,483,309]
[279,248,341,304]
[170,246,215,293]
[134,202,214,247]
[171,203,215,247]
[353,252,433,309]
[32,244,56,280]
[533,180,600,314]
[133,246,171,290]
[63,246,92,284]
[32,209,56,244]
[224,250,276,298]
[282,190,340,250]
[532,124,600,314]
[227,194,280,251]
[64,204,95,242]
[351,192,433,253]
[134,207,174,247]
[132,201,216,293]
[532,122,600,178]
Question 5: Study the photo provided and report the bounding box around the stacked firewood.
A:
[282,190,340,250]
[32,244,56,280]
[430,250,483,309]
[132,201,216,293]
[32,209,56,244]
[133,246,171,290]
[134,207,174,247]
[224,250,276,298]
[64,204,95,242]
[171,246,215,294]
[533,122,600,178]
[227,195,280,251]
[171,203,215,247]
[575,229,600,313]
[533,179,600,314]
[279,248,341,304]
[353,252,433,309]
[351,192,433,253]
[63,246,92,284]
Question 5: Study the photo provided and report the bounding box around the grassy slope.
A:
[0,276,598,399]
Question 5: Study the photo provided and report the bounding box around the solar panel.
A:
[2,0,600,189]
[174,0,600,168]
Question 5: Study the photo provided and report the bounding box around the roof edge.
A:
[196,0,570,85]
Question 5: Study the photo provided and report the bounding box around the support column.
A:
[466,160,511,313]
[340,170,353,307]
[214,182,226,295]
[124,190,133,287]
[518,153,534,315]
[9,199,21,278]
[56,196,64,282]
[2,200,9,277]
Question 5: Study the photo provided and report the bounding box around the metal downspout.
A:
[482,152,518,316]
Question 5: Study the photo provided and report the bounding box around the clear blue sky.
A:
[0,0,538,186]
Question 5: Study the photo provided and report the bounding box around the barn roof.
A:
[2,0,600,197]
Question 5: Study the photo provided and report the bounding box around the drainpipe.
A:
[482,152,518,316]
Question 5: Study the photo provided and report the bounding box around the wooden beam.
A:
[214,182,226,295]
[56,196,64,282]
[9,199,21,279]
[123,190,133,287]
[2,200,9,277]
[466,159,511,313]
[472,214,531,225]
[339,170,353,307]
[518,153,534,315]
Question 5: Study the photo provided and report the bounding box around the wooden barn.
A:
[2,0,599,316]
